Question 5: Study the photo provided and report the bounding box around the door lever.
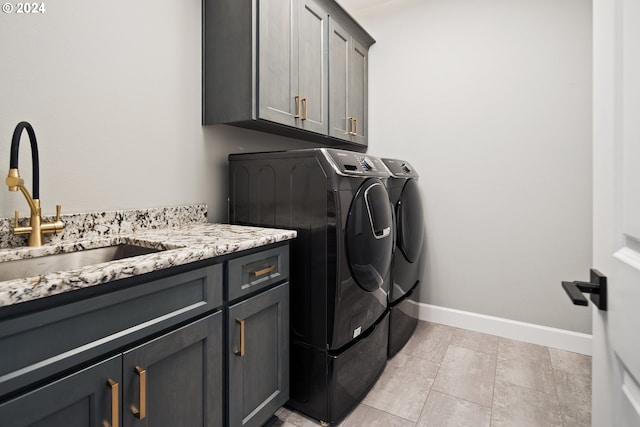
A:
[561,268,607,311]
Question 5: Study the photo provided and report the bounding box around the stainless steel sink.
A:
[0,244,163,282]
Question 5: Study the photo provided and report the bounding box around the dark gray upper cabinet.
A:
[203,0,374,149]
[329,19,369,146]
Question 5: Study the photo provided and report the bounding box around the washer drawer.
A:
[228,245,289,302]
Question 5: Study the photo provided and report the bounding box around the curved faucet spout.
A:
[10,121,40,199]
[5,121,63,246]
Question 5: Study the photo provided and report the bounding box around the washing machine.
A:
[229,148,392,425]
[381,158,425,357]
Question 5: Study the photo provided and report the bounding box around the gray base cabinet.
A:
[0,243,290,427]
[228,283,289,427]
[203,0,374,149]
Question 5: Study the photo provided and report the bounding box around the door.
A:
[329,19,350,141]
[346,179,393,292]
[122,313,223,427]
[592,0,640,425]
[0,355,121,427]
[228,282,289,427]
[258,0,298,126]
[297,0,328,134]
[348,37,368,146]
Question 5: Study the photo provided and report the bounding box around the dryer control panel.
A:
[322,149,390,177]
[381,158,420,178]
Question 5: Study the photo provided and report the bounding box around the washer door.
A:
[397,178,424,263]
[346,179,393,292]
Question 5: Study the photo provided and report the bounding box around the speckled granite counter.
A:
[0,205,296,308]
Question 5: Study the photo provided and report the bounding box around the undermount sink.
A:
[0,244,163,282]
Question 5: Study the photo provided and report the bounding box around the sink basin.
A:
[0,244,163,282]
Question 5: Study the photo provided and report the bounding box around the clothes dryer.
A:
[229,148,393,425]
[381,158,425,357]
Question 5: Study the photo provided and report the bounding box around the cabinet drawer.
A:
[228,245,289,302]
[0,263,222,398]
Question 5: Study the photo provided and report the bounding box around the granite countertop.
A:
[0,221,296,309]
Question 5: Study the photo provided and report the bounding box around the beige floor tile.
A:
[496,356,556,394]
[492,381,563,427]
[341,404,415,427]
[416,391,491,427]
[363,351,439,421]
[431,345,496,407]
[275,407,328,427]
[498,338,551,363]
[554,369,591,427]
[401,321,455,364]
[549,347,592,377]
[450,329,499,355]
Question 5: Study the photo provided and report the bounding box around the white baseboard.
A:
[417,302,592,356]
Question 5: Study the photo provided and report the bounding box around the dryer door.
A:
[397,178,424,263]
[346,179,393,292]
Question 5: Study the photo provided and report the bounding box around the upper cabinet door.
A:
[329,18,368,146]
[258,0,298,127]
[329,19,350,140]
[297,0,329,134]
[348,37,368,145]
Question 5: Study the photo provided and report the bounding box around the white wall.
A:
[344,0,593,333]
[0,0,592,334]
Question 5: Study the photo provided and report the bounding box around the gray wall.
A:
[0,0,592,333]
[344,0,593,333]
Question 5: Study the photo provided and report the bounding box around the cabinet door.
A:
[122,312,223,427]
[329,19,350,141]
[297,0,328,134]
[348,37,368,146]
[258,0,298,127]
[228,282,289,427]
[329,19,369,146]
[0,355,121,427]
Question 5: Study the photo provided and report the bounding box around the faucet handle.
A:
[14,210,19,227]
[55,204,62,221]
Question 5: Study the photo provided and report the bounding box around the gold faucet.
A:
[6,122,64,246]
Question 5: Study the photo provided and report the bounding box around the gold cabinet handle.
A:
[250,265,276,278]
[352,117,358,135]
[294,95,301,118]
[104,379,119,427]
[234,318,245,357]
[131,366,146,420]
[346,117,353,135]
[301,98,308,120]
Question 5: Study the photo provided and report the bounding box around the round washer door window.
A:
[346,179,393,292]
[397,178,424,263]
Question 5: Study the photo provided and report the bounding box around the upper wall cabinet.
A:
[203,0,374,149]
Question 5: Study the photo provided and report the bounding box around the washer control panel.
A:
[380,158,420,178]
[322,149,390,177]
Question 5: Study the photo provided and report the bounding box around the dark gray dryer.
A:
[382,158,425,357]
[228,148,393,425]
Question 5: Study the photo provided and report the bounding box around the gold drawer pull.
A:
[234,318,245,357]
[104,379,119,427]
[250,265,276,277]
[131,366,147,420]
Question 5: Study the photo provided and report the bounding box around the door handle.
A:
[104,379,119,427]
[131,366,147,419]
[294,96,301,119]
[234,318,245,357]
[561,268,607,310]
[301,97,308,120]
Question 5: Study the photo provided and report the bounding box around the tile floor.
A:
[275,321,592,427]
